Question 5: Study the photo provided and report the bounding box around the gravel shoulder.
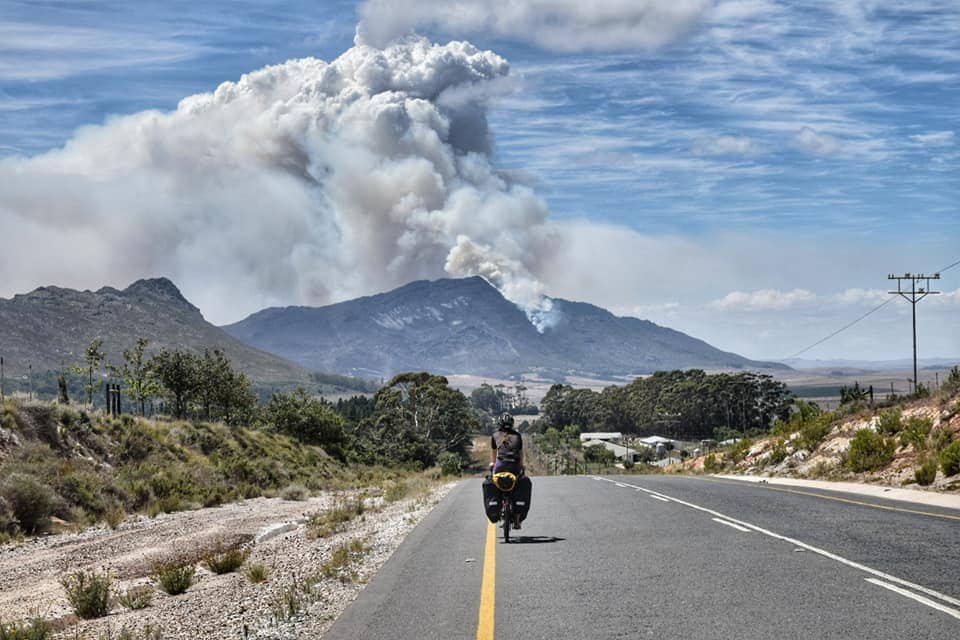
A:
[0,481,456,638]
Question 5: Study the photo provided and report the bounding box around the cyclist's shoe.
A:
[513,514,522,530]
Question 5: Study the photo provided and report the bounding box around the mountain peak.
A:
[122,277,193,307]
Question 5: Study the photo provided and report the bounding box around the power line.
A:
[784,255,958,360]
[787,298,894,359]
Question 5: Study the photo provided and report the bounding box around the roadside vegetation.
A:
[681,366,960,488]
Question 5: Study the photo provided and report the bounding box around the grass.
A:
[307,498,365,539]
[0,617,51,640]
[115,585,153,610]
[320,539,368,582]
[60,570,112,619]
[384,481,409,503]
[244,563,269,583]
[151,559,195,595]
[202,540,250,574]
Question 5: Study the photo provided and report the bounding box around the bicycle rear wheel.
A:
[502,510,511,543]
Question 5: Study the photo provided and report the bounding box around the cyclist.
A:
[490,413,529,528]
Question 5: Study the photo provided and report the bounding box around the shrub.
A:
[915,457,938,486]
[60,570,112,619]
[940,441,960,477]
[703,453,721,473]
[769,440,789,465]
[152,560,195,595]
[0,616,51,640]
[116,585,154,610]
[847,429,896,472]
[876,410,903,435]
[245,563,269,583]
[899,416,933,451]
[105,505,126,530]
[0,474,56,534]
[384,481,409,503]
[932,428,954,452]
[280,484,309,501]
[796,417,833,452]
[436,452,462,476]
[203,544,250,575]
[307,498,365,538]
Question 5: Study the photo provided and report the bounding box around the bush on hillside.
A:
[846,429,895,472]
[940,441,960,477]
[437,451,462,476]
[61,570,112,619]
[875,410,903,435]
[0,473,56,534]
[915,457,938,486]
[899,416,933,451]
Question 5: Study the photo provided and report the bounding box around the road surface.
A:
[324,475,960,639]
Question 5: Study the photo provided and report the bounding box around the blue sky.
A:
[1,1,957,362]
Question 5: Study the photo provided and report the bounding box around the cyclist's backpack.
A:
[511,476,532,520]
[481,477,501,523]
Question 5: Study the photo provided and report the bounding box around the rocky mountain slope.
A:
[0,278,312,386]
[224,276,787,379]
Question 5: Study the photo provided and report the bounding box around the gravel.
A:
[0,481,455,638]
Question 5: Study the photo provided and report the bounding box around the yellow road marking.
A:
[476,522,496,640]
[701,477,960,522]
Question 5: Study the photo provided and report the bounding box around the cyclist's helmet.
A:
[498,413,514,428]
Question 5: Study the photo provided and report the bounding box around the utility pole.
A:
[888,273,940,394]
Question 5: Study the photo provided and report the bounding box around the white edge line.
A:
[597,478,960,610]
[712,517,751,532]
[649,495,670,502]
[866,578,960,620]
[615,482,629,488]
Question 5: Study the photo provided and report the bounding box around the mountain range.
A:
[0,278,314,386]
[224,276,787,379]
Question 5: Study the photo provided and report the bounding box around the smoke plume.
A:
[0,36,559,327]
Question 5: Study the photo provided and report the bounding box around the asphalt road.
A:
[323,475,960,639]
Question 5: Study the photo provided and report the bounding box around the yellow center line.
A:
[476,522,497,640]
[700,477,960,522]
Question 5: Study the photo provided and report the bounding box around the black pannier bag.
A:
[482,477,502,523]
[512,475,532,521]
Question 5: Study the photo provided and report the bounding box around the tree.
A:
[149,349,202,419]
[72,338,105,406]
[262,388,345,457]
[109,338,161,416]
[196,349,257,424]
[356,372,477,467]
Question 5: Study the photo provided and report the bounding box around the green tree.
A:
[196,349,257,424]
[149,349,202,419]
[109,338,161,416]
[262,388,345,456]
[72,338,105,406]
[356,372,477,467]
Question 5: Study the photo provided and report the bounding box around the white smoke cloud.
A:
[356,0,713,52]
[0,36,560,328]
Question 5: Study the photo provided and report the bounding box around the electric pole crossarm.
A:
[887,272,941,394]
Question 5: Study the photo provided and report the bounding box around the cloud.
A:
[0,37,561,327]
[710,289,817,311]
[356,0,713,52]
[793,126,842,156]
[910,131,955,147]
[693,135,761,156]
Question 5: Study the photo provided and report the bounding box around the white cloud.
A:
[793,126,843,156]
[710,289,817,311]
[356,0,713,52]
[910,131,955,147]
[693,135,761,156]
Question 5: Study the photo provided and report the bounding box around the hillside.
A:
[0,278,369,393]
[684,384,960,492]
[224,276,787,379]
